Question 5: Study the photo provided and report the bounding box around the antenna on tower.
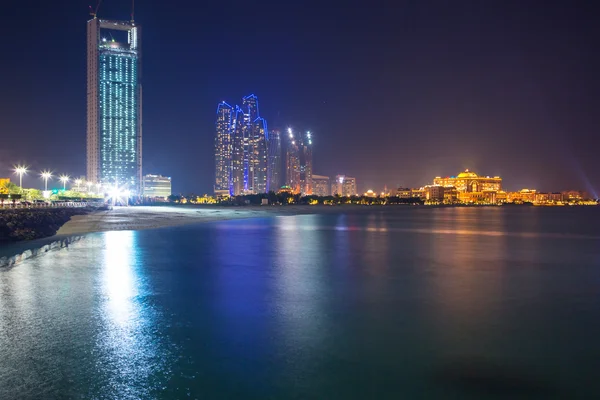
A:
[89,0,102,18]
[131,0,135,22]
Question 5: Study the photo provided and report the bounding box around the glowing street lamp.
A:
[13,165,28,189]
[59,175,70,191]
[41,171,52,191]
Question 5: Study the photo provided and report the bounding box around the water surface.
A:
[1,207,599,399]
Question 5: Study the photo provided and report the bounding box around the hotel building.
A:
[143,174,171,198]
[87,17,142,193]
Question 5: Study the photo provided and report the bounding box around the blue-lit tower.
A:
[231,106,246,196]
[87,17,142,193]
[214,102,232,194]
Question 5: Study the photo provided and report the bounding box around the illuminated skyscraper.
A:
[214,102,232,194]
[267,129,282,192]
[285,128,301,194]
[249,117,268,193]
[87,17,142,193]
[231,106,246,196]
[285,128,313,195]
[216,94,269,196]
[299,131,313,195]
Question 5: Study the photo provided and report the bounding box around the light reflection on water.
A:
[93,231,172,399]
[0,207,599,398]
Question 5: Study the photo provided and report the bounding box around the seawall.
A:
[0,235,84,268]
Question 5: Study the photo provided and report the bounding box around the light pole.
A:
[59,175,70,191]
[87,181,93,193]
[41,171,52,191]
[96,183,102,195]
[13,166,27,190]
[75,179,82,192]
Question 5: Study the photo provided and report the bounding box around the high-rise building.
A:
[312,175,330,196]
[87,18,142,194]
[249,117,268,193]
[267,129,282,192]
[214,102,232,194]
[143,174,171,198]
[285,128,301,194]
[332,175,357,196]
[214,95,269,196]
[299,131,313,195]
[230,106,246,196]
[285,128,313,195]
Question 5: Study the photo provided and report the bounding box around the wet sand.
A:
[55,205,347,235]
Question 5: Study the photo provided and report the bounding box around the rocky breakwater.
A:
[0,207,95,243]
[0,235,84,268]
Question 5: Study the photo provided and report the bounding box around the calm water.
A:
[1,207,600,399]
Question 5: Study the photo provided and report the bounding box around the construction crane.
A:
[89,0,102,18]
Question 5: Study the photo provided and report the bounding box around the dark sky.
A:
[0,0,598,195]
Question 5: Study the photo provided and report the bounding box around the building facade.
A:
[433,169,502,192]
[312,175,330,196]
[332,175,357,196]
[87,18,142,193]
[214,102,232,193]
[267,129,282,192]
[285,128,313,195]
[143,174,171,198]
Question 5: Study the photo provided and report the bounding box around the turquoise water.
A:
[1,207,599,399]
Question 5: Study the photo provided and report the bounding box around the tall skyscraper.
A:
[214,102,232,195]
[215,94,269,196]
[285,128,301,194]
[285,128,313,195]
[249,117,268,193]
[230,106,246,196]
[299,131,313,195]
[87,17,142,193]
[267,129,282,192]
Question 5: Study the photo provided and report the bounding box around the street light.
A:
[96,182,102,195]
[41,171,52,191]
[59,175,70,191]
[13,165,27,190]
[86,181,93,193]
[75,179,82,192]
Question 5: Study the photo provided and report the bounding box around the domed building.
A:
[434,169,502,193]
[432,169,504,204]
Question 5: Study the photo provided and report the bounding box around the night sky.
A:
[0,0,598,195]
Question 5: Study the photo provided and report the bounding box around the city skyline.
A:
[0,1,598,196]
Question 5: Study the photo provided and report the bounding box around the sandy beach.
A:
[55,205,343,235]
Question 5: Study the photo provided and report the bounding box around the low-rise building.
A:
[143,174,172,198]
[424,185,444,203]
[396,187,412,198]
